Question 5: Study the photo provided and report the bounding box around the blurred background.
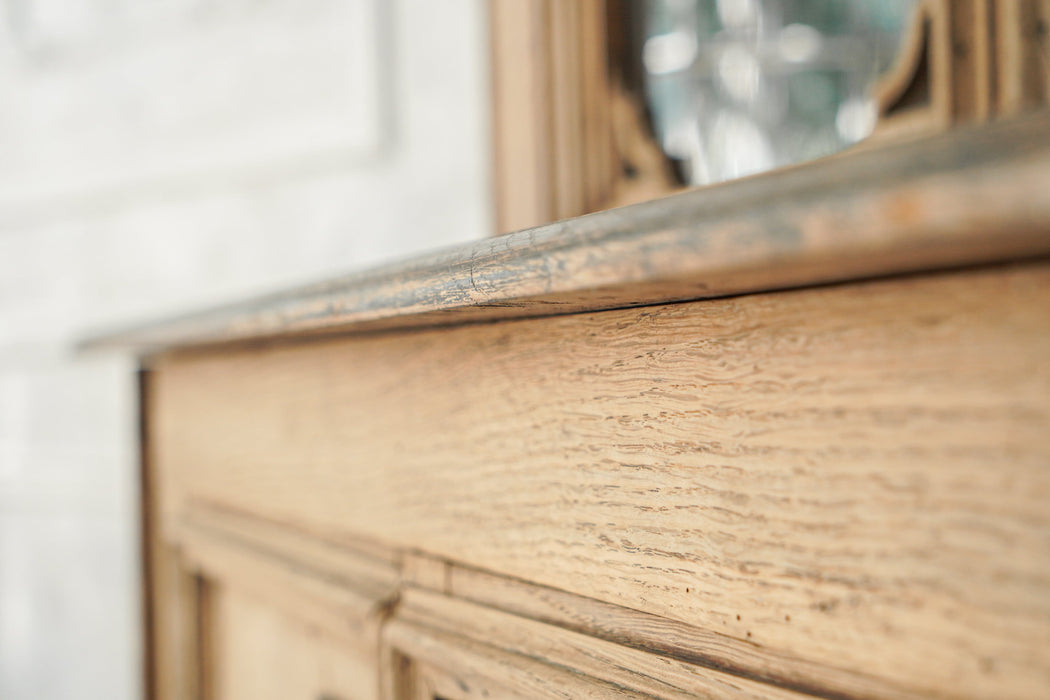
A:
[0,2,489,698]
[0,1,920,698]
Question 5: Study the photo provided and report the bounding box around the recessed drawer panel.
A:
[212,585,376,700]
[163,510,400,700]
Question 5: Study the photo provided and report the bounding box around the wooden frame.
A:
[490,0,1050,234]
[489,0,676,234]
[140,369,207,700]
[873,0,1050,140]
[382,576,813,700]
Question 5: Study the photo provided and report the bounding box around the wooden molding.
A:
[83,113,1050,354]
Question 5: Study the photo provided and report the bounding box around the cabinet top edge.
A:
[83,112,1050,356]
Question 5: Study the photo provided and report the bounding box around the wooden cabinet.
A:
[95,114,1050,700]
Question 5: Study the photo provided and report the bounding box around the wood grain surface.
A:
[177,510,400,700]
[394,586,817,700]
[88,113,1050,354]
[180,521,396,651]
[441,563,922,700]
[385,618,667,700]
[151,262,1050,699]
[210,585,378,700]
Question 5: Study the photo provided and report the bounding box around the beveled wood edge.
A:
[83,112,1050,357]
[441,565,922,700]
[178,524,395,648]
[392,588,818,700]
[174,505,401,654]
[177,503,401,594]
[172,504,922,700]
[383,619,661,700]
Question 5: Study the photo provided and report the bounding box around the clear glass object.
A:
[641,0,917,185]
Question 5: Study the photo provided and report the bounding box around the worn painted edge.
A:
[83,112,1050,355]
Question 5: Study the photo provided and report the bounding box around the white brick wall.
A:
[0,2,490,698]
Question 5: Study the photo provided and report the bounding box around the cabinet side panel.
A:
[142,370,206,700]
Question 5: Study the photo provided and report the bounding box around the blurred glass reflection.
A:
[641,0,916,185]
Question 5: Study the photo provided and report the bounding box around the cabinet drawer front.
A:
[155,510,400,700]
[151,263,1050,699]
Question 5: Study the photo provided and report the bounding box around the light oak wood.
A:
[151,261,1050,700]
[489,0,553,233]
[401,552,451,594]
[122,56,1050,699]
[996,0,1050,115]
[394,586,819,700]
[210,584,377,700]
[138,370,163,700]
[385,619,659,700]
[875,0,1050,139]
[179,505,401,595]
[442,564,920,700]
[179,521,396,652]
[148,545,204,700]
[173,508,400,700]
[489,0,668,233]
[142,373,207,700]
[84,114,1050,354]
